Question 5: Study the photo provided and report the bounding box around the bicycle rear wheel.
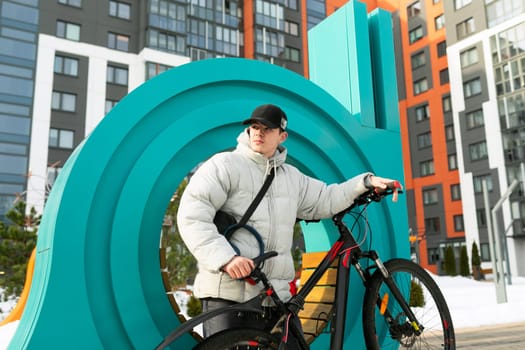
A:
[362,259,455,350]
[193,328,280,350]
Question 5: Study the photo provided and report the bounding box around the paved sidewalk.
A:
[455,322,525,349]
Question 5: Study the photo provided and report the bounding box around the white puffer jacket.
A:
[177,130,370,303]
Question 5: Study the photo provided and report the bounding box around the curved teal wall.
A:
[11,58,407,349]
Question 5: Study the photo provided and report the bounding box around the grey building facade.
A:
[444,0,525,276]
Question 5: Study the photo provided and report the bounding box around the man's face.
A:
[248,122,288,158]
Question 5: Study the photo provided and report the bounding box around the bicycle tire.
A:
[193,328,280,350]
[362,259,455,350]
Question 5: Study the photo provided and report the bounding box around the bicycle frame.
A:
[156,188,419,350]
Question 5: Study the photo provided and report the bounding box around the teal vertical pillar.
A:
[308,1,408,349]
[308,0,375,127]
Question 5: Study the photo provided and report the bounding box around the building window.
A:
[414,78,429,95]
[190,47,210,61]
[108,32,129,52]
[427,247,439,265]
[107,65,128,86]
[434,14,445,30]
[109,1,131,20]
[255,0,285,31]
[466,109,484,129]
[457,17,475,39]
[454,215,464,231]
[460,47,479,68]
[49,128,74,149]
[439,68,449,85]
[420,160,434,176]
[454,0,472,10]
[415,104,430,121]
[494,56,524,96]
[425,217,440,234]
[255,28,285,58]
[51,91,76,112]
[463,78,481,98]
[451,184,461,200]
[58,0,81,7]
[437,40,447,57]
[284,21,299,36]
[476,209,487,228]
[151,0,186,33]
[423,188,438,205]
[442,95,451,113]
[284,47,300,62]
[407,1,421,17]
[448,153,458,170]
[411,51,426,69]
[56,20,80,41]
[486,0,525,27]
[445,125,455,142]
[480,243,491,262]
[417,132,432,149]
[473,174,493,193]
[105,99,119,114]
[499,91,525,128]
[491,23,525,64]
[284,0,297,10]
[54,55,78,76]
[146,62,171,80]
[215,25,240,56]
[409,26,424,44]
[469,141,488,161]
[148,29,185,55]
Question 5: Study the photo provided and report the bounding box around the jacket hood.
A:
[235,129,287,170]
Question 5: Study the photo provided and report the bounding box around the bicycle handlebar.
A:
[342,180,403,213]
[253,250,278,267]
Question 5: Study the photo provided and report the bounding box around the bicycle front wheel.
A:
[362,259,455,350]
[193,328,280,350]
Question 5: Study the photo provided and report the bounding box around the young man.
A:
[177,104,400,339]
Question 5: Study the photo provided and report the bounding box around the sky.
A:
[1,273,525,349]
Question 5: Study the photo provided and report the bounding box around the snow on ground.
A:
[432,274,525,329]
[1,274,525,349]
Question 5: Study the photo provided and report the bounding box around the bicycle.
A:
[156,182,455,349]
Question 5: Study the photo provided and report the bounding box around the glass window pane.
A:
[0,76,33,97]
[64,57,78,76]
[0,154,27,174]
[62,93,76,112]
[59,130,74,148]
[0,115,30,135]
[49,129,58,147]
[66,24,80,41]
[1,1,39,24]
[52,91,60,109]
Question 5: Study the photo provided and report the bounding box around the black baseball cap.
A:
[242,104,288,131]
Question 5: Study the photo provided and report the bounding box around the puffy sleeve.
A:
[295,171,372,221]
[177,154,238,271]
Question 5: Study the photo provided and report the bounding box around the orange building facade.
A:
[315,0,466,274]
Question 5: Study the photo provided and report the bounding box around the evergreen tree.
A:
[443,246,457,276]
[471,242,482,280]
[162,180,198,289]
[459,245,470,277]
[471,242,481,267]
[0,201,40,298]
[186,295,202,317]
[409,281,424,307]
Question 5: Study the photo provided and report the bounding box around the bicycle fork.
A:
[361,251,424,336]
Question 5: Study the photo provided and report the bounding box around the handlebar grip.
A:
[253,251,278,267]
